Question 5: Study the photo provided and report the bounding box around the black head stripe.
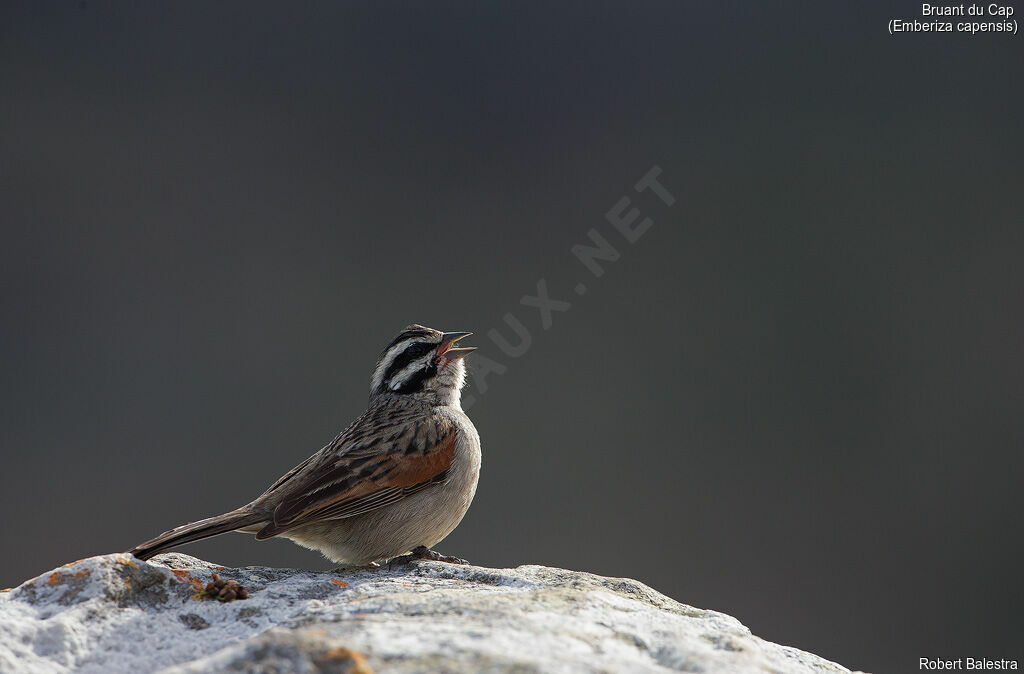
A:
[382,340,435,386]
[392,363,437,394]
[370,324,444,398]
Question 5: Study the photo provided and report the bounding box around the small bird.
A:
[128,324,480,566]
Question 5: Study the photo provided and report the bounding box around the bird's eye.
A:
[405,343,433,358]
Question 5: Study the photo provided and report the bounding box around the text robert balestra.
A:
[920,658,1019,670]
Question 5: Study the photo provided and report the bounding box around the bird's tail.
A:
[127,508,266,561]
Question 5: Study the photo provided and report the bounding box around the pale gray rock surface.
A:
[0,553,860,673]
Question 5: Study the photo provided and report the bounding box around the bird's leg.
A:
[329,561,378,573]
[389,545,469,567]
[411,546,470,565]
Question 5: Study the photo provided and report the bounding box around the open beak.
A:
[437,331,476,364]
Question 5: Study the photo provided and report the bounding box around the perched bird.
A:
[128,324,480,566]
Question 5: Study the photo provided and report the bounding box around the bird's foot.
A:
[389,545,469,568]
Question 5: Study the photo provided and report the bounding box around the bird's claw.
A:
[388,545,469,568]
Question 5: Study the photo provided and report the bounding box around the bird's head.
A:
[369,324,476,406]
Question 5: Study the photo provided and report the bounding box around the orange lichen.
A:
[331,579,349,587]
[170,569,205,592]
[46,569,89,585]
[117,558,139,570]
[319,648,373,674]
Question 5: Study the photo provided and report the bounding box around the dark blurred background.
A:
[2,2,1021,672]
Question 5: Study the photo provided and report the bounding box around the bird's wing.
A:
[254,412,456,540]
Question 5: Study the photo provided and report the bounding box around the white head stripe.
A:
[370,338,419,393]
[389,354,433,390]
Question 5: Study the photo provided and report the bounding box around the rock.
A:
[0,553,861,673]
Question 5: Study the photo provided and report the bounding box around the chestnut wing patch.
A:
[255,429,456,540]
